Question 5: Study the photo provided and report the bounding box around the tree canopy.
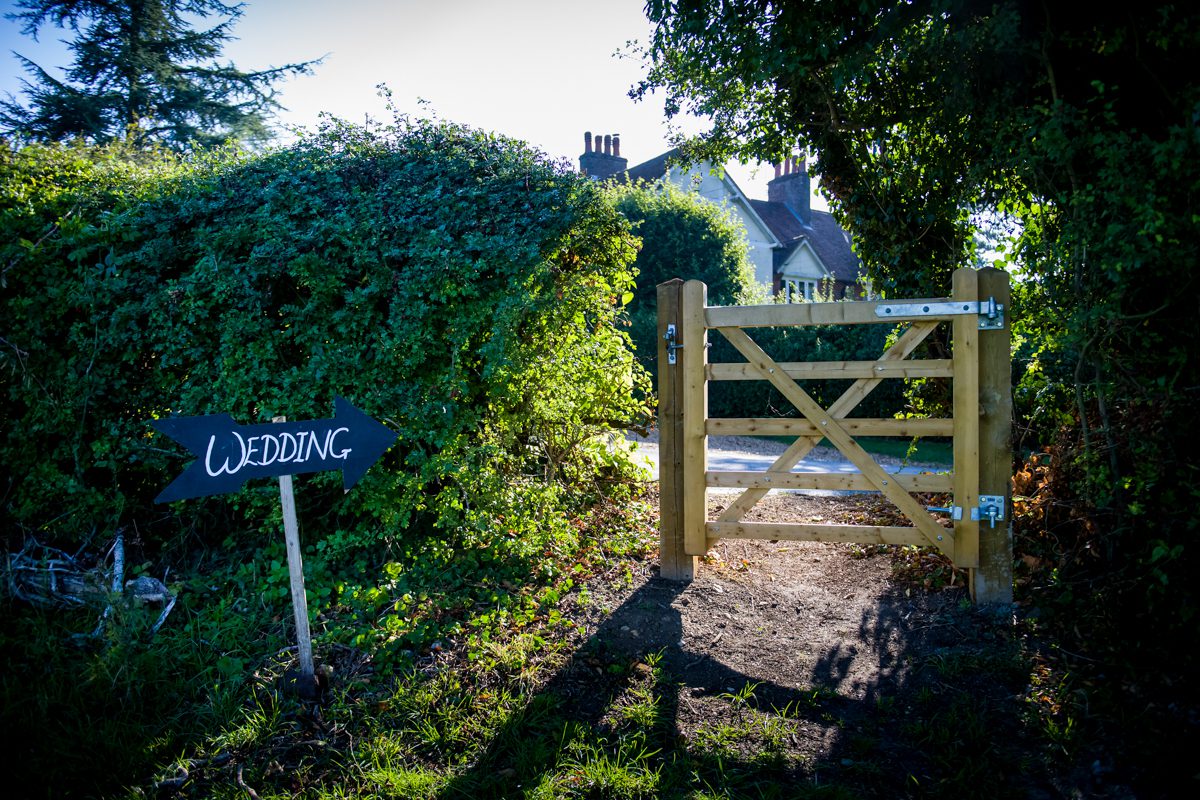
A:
[1,0,320,149]
[635,1,1200,784]
[636,0,1197,290]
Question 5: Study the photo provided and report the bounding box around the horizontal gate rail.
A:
[706,471,953,493]
[708,360,953,381]
[706,297,967,328]
[705,522,932,546]
[706,417,954,437]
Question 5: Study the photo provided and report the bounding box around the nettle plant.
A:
[1,116,651,569]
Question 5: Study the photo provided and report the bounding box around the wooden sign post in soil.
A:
[274,416,316,687]
[153,397,398,696]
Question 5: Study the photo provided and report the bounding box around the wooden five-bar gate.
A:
[656,267,1013,604]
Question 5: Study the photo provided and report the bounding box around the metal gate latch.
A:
[972,495,1006,527]
[927,504,963,521]
[929,497,1006,527]
[664,324,683,365]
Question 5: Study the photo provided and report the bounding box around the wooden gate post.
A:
[680,281,709,558]
[657,279,695,581]
[952,268,982,570]
[972,267,1014,604]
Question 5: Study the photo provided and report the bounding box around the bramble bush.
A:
[1,114,650,568]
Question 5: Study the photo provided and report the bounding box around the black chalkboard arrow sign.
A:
[152,396,398,503]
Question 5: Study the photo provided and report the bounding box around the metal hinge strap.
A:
[874,297,1005,329]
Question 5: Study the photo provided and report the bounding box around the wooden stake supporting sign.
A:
[153,398,398,695]
[275,417,315,683]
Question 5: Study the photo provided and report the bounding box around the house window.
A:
[784,278,816,303]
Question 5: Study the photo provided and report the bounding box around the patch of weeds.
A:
[358,764,441,798]
[690,682,803,768]
[773,685,838,718]
[544,722,664,797]
[475,631,554,691]
[216,696,286,750]
[1025,657,1082,756]
[605,652,666,734]
[900,688,1023,798]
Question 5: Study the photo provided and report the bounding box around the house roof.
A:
[613,145,861,285]
[807,210,861,283]
[623,150,784,249]
[749,199,860,283]
[625,148,678,183]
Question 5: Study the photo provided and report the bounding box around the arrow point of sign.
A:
[335,396,399,490]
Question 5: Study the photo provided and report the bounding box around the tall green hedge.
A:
[1,117,649,554]
[606,179,903,420]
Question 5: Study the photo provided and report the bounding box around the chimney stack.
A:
[768,155,811,225]
[579,129,628,179]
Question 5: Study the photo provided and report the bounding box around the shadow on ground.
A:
[433,544,1061,799]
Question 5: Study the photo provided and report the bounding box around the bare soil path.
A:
[530,440,1083,797]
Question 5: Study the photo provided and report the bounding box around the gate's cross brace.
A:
[715,326,953,554]
[716,320,938,526]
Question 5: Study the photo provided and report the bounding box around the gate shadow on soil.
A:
[434,557,1051,799]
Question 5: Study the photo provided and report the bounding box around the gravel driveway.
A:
[626,430,949,496]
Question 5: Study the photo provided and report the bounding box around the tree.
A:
[1,0,320,150]
[634,2,1200,791]
[604,179,758,373]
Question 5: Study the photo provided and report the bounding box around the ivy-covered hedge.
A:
[1,117,649,555]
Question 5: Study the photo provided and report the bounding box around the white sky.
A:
[0,0,824,205]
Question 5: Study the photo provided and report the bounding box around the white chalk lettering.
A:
[306,429,330,461]
[205,431,246,476]
[294,431,310,463]
[329,427,351,459]
[243,436,262,468]
[278,432,297,463]
[260,433,280,466]
[204,427,352,476]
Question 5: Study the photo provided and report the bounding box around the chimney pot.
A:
[774,162,782,179]
[612,134,620,157]
[603,134,612,155]
[584,131,592,153]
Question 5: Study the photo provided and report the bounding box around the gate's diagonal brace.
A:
[716,326,953,555]
[716,320,940,525]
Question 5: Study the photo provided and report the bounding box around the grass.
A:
[0,485,1119,800]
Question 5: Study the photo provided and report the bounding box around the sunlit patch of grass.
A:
[688,681,805,771]
[216,697,285,750]
[358,762,441,798]
[539,723,664,798]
